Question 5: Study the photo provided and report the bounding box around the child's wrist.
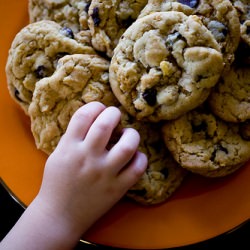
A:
[29,196,82,249]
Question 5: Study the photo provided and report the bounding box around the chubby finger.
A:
[64,102,106,141]
[106,127,140,173]
[117,151,148,191]
[84,106,121,150]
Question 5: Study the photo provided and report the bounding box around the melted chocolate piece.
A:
[14,88,24,103]
[60,27,74,39]
[211,144,228,161]
[35,65,48,79]
[142,88,157,106]
[91,7,101,26]
[178,0,199,8]
[85,3,90,12]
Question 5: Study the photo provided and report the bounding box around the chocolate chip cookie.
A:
[162,105,250,177]
[5,20,95,114]
[28,53,117,154]
[208,64,250,123]
[87,0,148,57]
[119,108,187,205]
[109,11,224,122]
[230,0,250,45]
[29,0,91,33]
[139,0,241,67]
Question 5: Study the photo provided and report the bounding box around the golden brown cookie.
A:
[139,0,241,67]
[87,0,148,57]
[230,0,250,45]
[120,109,187,205]
[28,0,91,33]
[162,105,250,177]
[208,64,250,123]
[110,11,223,122]
[5,20,95,114]
[28,54,116,154]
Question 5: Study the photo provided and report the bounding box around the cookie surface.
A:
[29,0,93,47]
[119,109,187,205]
[139,0,241,67]
[87,0,148,57]
[110,11,224,122]
[231,0,250,45]
[208,64,250,123]
[29,0,91,33]
[162,105,250,177]
[5,20,95,114]
[28,54,117,154]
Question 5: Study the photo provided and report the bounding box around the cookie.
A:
[28,53,117,155]
[119,108,187,205]
[87,0,148,57]
[230,0,250,45]
[109,11,224,122]
[5,20,95,114]
[162,105,250,177]
[28,0,91,33]
[139,0,241,67]
[208,64,250,123]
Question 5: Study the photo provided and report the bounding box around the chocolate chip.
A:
[35,65,48,79]
[14,88,24,103]
[60,27,74,39]
[178,0,199,8]
[142,88,157,106]
[211,144,228,161]
[85,3,90,12]
[91,7,101,26]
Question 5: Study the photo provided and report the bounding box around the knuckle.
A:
[73,108,91,122]
[120,143,136,156]
[96,120,111,132]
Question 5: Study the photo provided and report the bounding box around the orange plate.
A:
[0,1,250,249]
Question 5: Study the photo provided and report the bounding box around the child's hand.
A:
[1,102,147,250]
[36,102,148,237]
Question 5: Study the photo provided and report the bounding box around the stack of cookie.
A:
[5,0,250,205]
